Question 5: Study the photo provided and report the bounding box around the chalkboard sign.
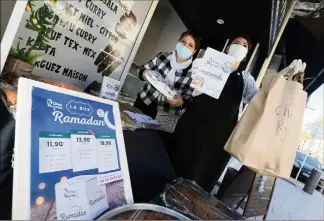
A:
[243,174,277,218]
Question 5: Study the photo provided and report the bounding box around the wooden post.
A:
[255,0,298,88]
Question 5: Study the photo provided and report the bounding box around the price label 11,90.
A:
[39,132,72,173]
[96,134,119,173]
[70,130,97,172]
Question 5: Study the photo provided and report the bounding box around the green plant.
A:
[10,44,44,64]
[10,0,59,64]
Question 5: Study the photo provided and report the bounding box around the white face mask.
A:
[227,44,248,61]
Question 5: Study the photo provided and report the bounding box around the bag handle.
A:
[285,69,295,81]
[284,59,306,84]
[285,69,305,83]
[285,71,305,90]
[293,72,305,84]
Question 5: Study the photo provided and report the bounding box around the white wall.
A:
[133,0,186,64]
[154,8,186,55]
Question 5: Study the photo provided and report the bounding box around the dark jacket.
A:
[167,70,244,192]
[0,93,14,219]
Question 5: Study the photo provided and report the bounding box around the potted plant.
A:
[3,0,59,77]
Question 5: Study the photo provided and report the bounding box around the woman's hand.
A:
[168,96,183,107]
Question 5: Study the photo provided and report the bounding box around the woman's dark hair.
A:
[231,34,253,51]
[179,30,201,50]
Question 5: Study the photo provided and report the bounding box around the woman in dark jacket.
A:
[134,31,200,119]
[168,35,257,192]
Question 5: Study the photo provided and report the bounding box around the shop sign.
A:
[10,0,152,89]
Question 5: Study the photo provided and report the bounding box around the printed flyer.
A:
[190,48,237,99]
[12,78,133,220]
[99,76,120,100]
[7,0,153,89]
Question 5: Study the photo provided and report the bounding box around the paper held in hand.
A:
[190,48,237,99]
[145,70,178,99]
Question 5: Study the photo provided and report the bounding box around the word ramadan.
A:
[52,111,105,126]
[60,211,87,220]
[89,194,105,207]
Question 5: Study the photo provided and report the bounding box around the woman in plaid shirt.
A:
[134,31,201,119]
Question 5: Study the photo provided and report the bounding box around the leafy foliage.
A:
[10,44,44,64]
[10,0,59,64]
[300,131,311,141]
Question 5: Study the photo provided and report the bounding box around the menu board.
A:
[244,174,277,217]
[12,78,133,220]
[9,0,153,89]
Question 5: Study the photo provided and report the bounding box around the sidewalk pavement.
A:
[217,157,324,220]
[266,178,324,220]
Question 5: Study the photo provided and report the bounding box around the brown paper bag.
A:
[224,74,307,178]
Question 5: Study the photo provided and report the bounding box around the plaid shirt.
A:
[138,52,194,116]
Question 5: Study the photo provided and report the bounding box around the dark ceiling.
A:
[169,0,324,95]
[169,0,273,79]
[169,0,273,58]
[277,17,324,95]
